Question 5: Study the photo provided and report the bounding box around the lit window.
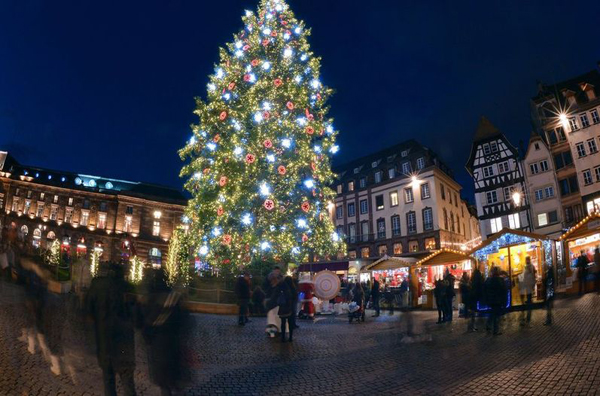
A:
[153,220,161,236]
[348,181,354,191]
[378,245,387,256]
[425,237,436,250]
[149,247,162,268]
[50,205,58,221]
[40,192,45,200]
[393,243,402,255]
[337,184,342,194]
[68,197,73,206]
[375,195,384,210]
[11,197,20,212]
[490,217,502,233]
[36,202,45,218]
[361,247,370,258]
[98,213,107,229]
[24,199,31,215]
[390,191,399,206]
[53,195,58,204]
[153,210,162,219]
[538,213,548,227]
[508,213,520,229]
[388,168,395,179]
[377,219,386,239]
[420,183,430,199]
[124,215,132,232]
[404,188,414,203]
[80,210,89,226]
[65,207,73,223]
[409,240,419,252]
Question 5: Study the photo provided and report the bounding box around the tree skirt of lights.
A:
[314,270,341,301]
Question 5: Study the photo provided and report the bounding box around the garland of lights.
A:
[90,249,101,278]
[178,0,344,269]
[129,256,144,284]
[166,228,192,287]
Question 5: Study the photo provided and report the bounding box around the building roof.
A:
[473,116,502,142]
[0,151,187,205]
[532,69,600,106]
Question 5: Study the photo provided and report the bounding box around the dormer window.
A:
[580,83,596,101]
[490,141,498,152]
[483,144,491,155]
[401,150,408,158]
[371,161,379,168]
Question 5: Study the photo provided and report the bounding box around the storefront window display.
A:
[567,233,600,270]
[372,267,409,287]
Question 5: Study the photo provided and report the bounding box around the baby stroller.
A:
[348,300,365,323]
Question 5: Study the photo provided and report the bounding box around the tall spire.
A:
[473,116,501,142]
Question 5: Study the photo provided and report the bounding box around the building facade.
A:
[0,151,186,266]
[522,132,563,238]
[531,69,600,221]
[466,117,531,239]
[333,140,480,259]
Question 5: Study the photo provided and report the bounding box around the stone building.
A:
[466,117,531,239]
[0,151,186,266]
[332,140,480,259]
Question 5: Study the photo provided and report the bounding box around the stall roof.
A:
[415,249,475,267]
[469,228,550,254]
[558,211,600,241]
[297,261,349,273]
[365,255,417,271]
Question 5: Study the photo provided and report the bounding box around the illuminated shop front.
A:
[414,249,475,308]
[470,229,553,308]
[365,256,417,307]
[558,212,600,293]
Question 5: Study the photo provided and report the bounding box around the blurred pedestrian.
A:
[444,269,456,322]
[265,271,283,337]
[469,266,484,332]
[485,266,507,336]
[251,286,266,316]
[593,247,600,294]
[384,285,394,315]
[371,278,380,317]
[284,276,299,330]
[459,272,471,319]
[544,266,555,326]
[235,272,252,326]
[434,278,446,324]
[520,257,536,326]
[275,276,294,342]
[88,262,136,396]
[576,250,589,295]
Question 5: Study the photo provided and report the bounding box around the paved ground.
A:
[1,280,600,396]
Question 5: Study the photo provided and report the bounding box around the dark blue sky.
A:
[1,0,599,200]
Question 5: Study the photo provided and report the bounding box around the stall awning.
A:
[415,249,475,267]
[469,228,550,254]
[559,212,600,241]
[297,261,349,273]
[365,255,417,271]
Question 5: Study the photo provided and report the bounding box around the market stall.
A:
[364,255,417,308]
[470,228,553,308]
[558,211,600,294]
[414,249,476,309]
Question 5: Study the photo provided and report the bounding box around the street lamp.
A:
[512,191,522,207]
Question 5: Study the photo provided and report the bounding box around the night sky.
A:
[1,0,599,200]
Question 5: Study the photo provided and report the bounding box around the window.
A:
[440,184,446,200]
[372,161,379,168]
[553,151,573,170]
[443,208,448,229]
[406,211,417,234]
[538,213,548,227]
[50,205,58,221]
[401,150,408,157]
[529,163,539,175]
[99,202,107,212]
[153,220,161,236]
[0,193,3,210]
[559,176,579,196]
[336,206,343,219]
[388,168,395,179]
[353,167,360,174]
[420,182,430,199]
[83,199,90,209]
[425,238,436,250]
[348,224,356,243]
[377,218,386,239]
[39,192,45,200]
[336,225,344,238]
[539,160,549,172]
[361,221,369,242]
[68,197,73,206]
[374,171,383,183]
[569,117,578,131]
[498,161,509,173]
[565,207,574,223]
[576,142,586,158]
[544,186,554,198]
[24,199,31,215]
[595,167,600,182]
[591,109,600,124]
[503,187,511,202]
[20,225,28,236]
[11,197,20,212]
[390,191,399,206]
[587,139,598,154]
[347,202,355,217]
[483,166,494,178]
[483,144,491,155]
[580,113,590,128]
[98,213,107,229]
[416,157,425,170]
[583,169,593,186]
[124,215,133,232]
[486,191,498,204]
[449,192,452,205]
[358,199,367,215]
[423,207,433,230]
[385,216,400,242]
[409,240,419,252]
[359,178,366,188]
[547,130,558,145]
[126,206,133,215]
[454,193,458,207]
[401,162,411,175]
[149,248,162,268]
[53,195,58,204]
[361,247,370,258]
[548,210,558,223]
[80,210,89,226]
[534,142,540,150]
[378,245,387,256]
[337,185,342,194]
[508,213,520,229]
[26,190,32,198]
[534,189,544,201]
[404,188,414,203]
[450,212,455,232]
[375,195,384,210]
[348,181,354,191]
[36,202,44,218]
[65,207,73,223]
[348,250,357,259]
[490,217,502,233]
[393,243,402,255]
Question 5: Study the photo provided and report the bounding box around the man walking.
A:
[371,278,380,317]
[520,257,536,326]
[444,270,456,322]
[485,266,507,336]
[235,272,252,326]
[469,266,484,331]
[576,251,589,295]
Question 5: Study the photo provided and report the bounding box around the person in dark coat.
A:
[371,279,381,317]
[434,278,446,324]
[469,266,484,331]
[275,278,294,342]
[88,262,136,396]
[284,276,299,330]
[444,270,456,322]
[251,286,266,316]
[234,272,252,325]
[459,272,471,319]
[576,251,589,295]
[544,266,555,326]
[485,266,507,336]
[139,269,187,396]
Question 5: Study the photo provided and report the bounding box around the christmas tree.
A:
[179,0,343,270]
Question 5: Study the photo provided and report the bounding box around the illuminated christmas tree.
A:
[179,0,343,270]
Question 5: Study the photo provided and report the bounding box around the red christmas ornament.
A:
[219,176,227,186]
[305,109,314,120]
[311,162,316,171]
[213,134,221,143]
[228,82,236,90]
[277,165,286,175]
[270,31,277,37]
[245,153,256,164]
[217,206,224,216]
[263,139,273,148]
[262,38,270,46]
[301,201,310,212]
[251,59,259,67]
[222,234,232,245]
[263,111,270,120]
[243,44,250,51]
[317,93,322,100]
[264,199,275,211]
[223,258,231,264]
[203,168,210,174]
[302,234,309,243]
[219,111,228,121]
[274,78,283,87]
[243,74,251,82]
[286,101,294,110]
[305,126,314,135]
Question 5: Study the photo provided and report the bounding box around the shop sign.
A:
[569,233,600,247]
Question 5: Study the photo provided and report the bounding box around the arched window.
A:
[47,231,56,240]
[21,225,29,236]
[33,228,41,239]
[149,247,162,268]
